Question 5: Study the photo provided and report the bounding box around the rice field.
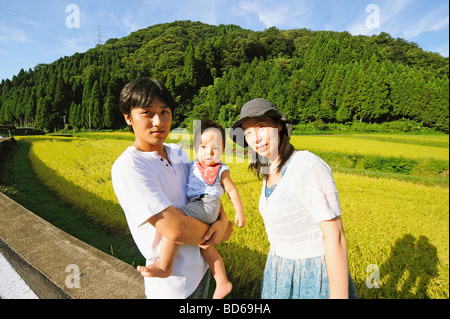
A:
[17,132,449,299]
[290,135,449,160]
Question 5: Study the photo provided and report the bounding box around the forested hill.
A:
[0,20,448,133]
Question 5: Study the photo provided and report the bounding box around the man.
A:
[111,78,231,298]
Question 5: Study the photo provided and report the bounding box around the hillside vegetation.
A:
[0,21,448,132]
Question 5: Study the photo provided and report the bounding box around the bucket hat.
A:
[229,98,293,148]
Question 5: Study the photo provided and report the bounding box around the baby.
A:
[139,119,245,299]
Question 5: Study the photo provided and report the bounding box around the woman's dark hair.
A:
[119,78,175,131]
[193,118,226,150]
[248,116,295,180]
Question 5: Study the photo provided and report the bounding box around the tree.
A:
[0,21,448,130]
[35,96,54,131]
[89,80,102,129]
[369,63,392,122]
[354,67,369,122]
[102,92,115,129]
[68,101,77,129]
[340,63,359,122]
[287,77,309,123]
[389,69,406,120]
[23,88,37,127]
[183,43,197,88]
[53,76,72,128]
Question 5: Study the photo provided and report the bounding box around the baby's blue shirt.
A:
[186,160,229,198]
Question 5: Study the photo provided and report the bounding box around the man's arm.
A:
[147,205,209,245]
[147,204,231,246]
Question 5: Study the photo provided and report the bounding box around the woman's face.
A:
[241,116,282,161]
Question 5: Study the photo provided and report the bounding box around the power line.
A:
[0,5,73,43]
[0,6,99,48]
[0,5,63,29]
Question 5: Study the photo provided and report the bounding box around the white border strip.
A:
[0,252,38,299]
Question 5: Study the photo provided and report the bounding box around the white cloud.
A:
[347,0,415,35]
[385,0,411,18]
[347,23,370,36]
[174,0,218,26]
[116,0,218,32]
[122,10,146,33]
[60,35,93,56]
[0,25,29,44]
[403,12,449,38]
[64,38,85,53]
[238,1,289,27]
[205,0,218,25]
[436,43,449,57]
[236,0,311,29]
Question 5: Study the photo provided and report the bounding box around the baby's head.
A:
[194,119,226,166]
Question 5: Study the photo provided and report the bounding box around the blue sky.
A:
[1,0,448,81]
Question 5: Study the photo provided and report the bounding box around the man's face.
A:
[124,95,172,152]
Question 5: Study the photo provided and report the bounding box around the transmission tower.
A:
[95,25,103,45]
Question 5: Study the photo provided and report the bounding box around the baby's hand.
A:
[234,212,246,228]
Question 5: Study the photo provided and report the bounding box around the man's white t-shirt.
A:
[111,143,209,299]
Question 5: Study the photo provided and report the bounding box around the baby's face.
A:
[197,128,223,166]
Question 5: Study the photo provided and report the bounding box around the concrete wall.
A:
[0,191,145,299]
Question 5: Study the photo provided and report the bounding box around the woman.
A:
[230,98,357,299]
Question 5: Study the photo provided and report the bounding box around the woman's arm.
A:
[317,216,349,299]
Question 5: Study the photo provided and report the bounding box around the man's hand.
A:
[199,203,233,249]
[200,220,233,249]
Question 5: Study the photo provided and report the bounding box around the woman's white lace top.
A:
[259,151,342,259]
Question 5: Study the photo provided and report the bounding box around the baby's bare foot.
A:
[137,261,172,278]
[213,281,232,299]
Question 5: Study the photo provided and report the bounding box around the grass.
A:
[290,135,449,160]
[1,132,448,299]
[218,162,449,299]
[0,139,144,266]
[24,136,130,234]
[333,173,448,299]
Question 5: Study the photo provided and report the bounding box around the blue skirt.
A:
[260,253,358,299]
